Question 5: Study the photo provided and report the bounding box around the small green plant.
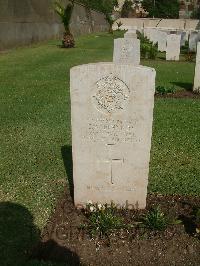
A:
[142,206,168,231]
[181,40,189,53]
[181,41,195,62]
[84,202,124,237]
[139,33,158,60]
[116,21,123,31]
[156,85,175,95]
[149,43,158,59]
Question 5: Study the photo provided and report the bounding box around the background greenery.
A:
[74,0,118,14]
[0,30,199,264]
[142,0,179,18]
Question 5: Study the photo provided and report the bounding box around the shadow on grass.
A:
[157,56,165,60]
[0,202,39,265]
[61,145,74,201]
[171,82,193,91]
[0,202,80,266]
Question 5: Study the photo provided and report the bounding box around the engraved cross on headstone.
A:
[106,144,124,185]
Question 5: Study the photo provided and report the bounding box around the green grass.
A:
[0,31,199,265]
[149,98,200,195]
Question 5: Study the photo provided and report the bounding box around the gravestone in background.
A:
[149,28,159,45]
[124,28,137,39]
[144,28,150,39]
[166,34,181,61]
[158,31,167,52]
[113,37,140,65]
[70,63,156,209]
[189,31,199,52]
[180,31,187,47]
[194,42,200,93]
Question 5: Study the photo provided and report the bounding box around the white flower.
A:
[87,200,92,205]
[101,205,106,210]
[90,206,96,212]
[98,204,102,210]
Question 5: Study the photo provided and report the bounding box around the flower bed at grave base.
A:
[31,188,200,266]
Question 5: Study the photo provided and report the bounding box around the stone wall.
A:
[0,0,108,50]
[114,18,200,30]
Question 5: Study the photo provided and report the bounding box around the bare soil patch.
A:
[156,90,200,99]
[31,189,200,266]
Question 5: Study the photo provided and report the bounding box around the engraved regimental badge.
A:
[92,74,130,114]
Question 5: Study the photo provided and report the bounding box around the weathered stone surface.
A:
[181,31,187,47]
[194,42,200,93]
[166,34,181,61]
[124,27,137,39]
[70,63,156,209]
[113,38,140,65]
[148,28,159,44]
[143,28,150,39]
[158,31,167,52]
[189,31,199,52]
[113,18,200,32]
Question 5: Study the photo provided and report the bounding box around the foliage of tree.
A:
[191,7,200,19]
[54,1,74,34]
[142,0,179,18]
[74,0,118,15]
[75,0,118,33]
[54,1,75,48]
[121,0,133,18]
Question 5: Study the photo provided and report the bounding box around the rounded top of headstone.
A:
[124,29,137,39]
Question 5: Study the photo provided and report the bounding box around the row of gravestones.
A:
[102,28,200,93]
[143,27,200,93]
[143,27,200,61]
[70,30,156,209]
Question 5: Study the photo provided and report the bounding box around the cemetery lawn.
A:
[0,31,199,236]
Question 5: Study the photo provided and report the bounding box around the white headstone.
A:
[113,38,140,65]
[180,31,187,47]
[189,31,199,52]
[144,28,150,39]
[158,31,167,52]
[124,27,137,39]
[144,28,151,40]
[166,34,181,61]
[70,63,156,209]
[193,42,200,93]
[149,28,159,44]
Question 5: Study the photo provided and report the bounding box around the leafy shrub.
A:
[142,206,168,231]
[149,43,158,59]
[181,41,196,62]
[141,42,158,59]
[84,202,124,237]
[138,32,158,60]
[116,21,123,30]
[121,0,133,18]
[181,40,189,53]
[156,86,175,95]
[137,31,148,43]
